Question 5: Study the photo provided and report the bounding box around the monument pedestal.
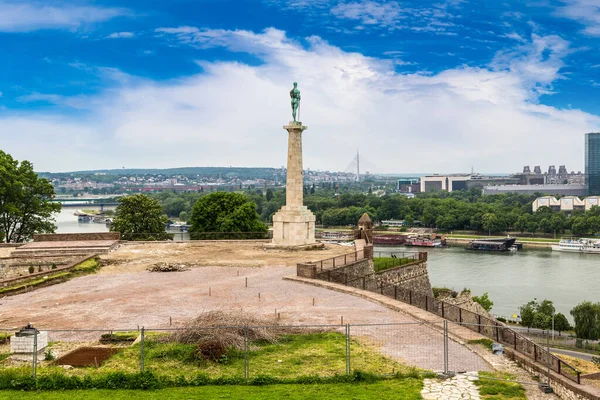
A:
[265,120,323,250]
[265,205,323,250]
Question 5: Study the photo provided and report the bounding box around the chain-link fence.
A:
[0,322,496,382]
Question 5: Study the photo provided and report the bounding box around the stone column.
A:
[284,122,305,208]
[266,121,322,249]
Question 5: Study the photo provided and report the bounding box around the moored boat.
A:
[466,237,516,252]
[405,234,445,247]
[372,234,406,245]
[551,238,600,254]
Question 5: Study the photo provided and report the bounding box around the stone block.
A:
[10,331,48,355]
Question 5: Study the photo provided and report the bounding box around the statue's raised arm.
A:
[290,82,301,122]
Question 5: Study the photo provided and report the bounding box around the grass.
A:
[0,258,100,297]
[475,372,527,399]
[373,257,415,272]
[33,332,421,380]
[0,378,424,399]
[468,338,494,351]
[554,354,600,374]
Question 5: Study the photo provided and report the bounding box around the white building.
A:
[559,196,585,212]
[584,196,600,211]
[532,196,560,212]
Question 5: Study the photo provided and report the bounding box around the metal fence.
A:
[310,254,583,384]
[1,322,493,381]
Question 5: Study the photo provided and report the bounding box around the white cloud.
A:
[107,31,134,39]
[0,1,129,32]
[557,0,600,36]
[2,28,598,173]
[331,1,404,27]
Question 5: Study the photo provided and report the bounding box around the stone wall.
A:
[375,261,434,297]
[33,233,120,242]
[0,255,78,280]
[506,348,600,400]
[316,259,374,286]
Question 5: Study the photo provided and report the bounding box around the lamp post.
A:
[552,313,555,344]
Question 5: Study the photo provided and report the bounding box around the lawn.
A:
[0,379,424,399]
[373,257,415,272]
[27,332,416,380]
[476,372,526,399]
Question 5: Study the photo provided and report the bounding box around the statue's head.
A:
[293,82,297,87]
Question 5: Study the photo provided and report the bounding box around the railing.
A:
[313,263,582,384]
[311,249,366,273]
[374,280,581,384]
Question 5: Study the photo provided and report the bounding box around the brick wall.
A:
[33,233,121,242]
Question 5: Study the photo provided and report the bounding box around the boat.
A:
[466,237,516,252]
[372,234,406,245]
[78,215,92,223]
[551,238,600,254]
[93,216,108,223]
[404,234,445,247]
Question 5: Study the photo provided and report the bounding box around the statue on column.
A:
[290,82,301,122]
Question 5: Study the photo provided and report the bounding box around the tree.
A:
[189,192,267,239]
[110,194,172,241]
[265,189,274,202]
[472,292,494,312]
[520,301,537,331]
[537,299,555,317]
[532,312,550,330]
[179,211,189,222]
[570,301,600,340]
[0,151,61,242]
[553,313,571,336]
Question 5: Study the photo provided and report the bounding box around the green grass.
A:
[468,338,494,351]
[475,372,526,399]
[373,257,414,272]
[0,258,100,297]
[0,378,424,399]
[32,333,420,380]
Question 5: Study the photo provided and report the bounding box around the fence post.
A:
[362,277,365,290]
[478,315,481,334]
[32,329,38,379]
[425,296,428,312]
[394,286,397,300]
[443,320,449,374]
[441,302,445,318]
[409,290,412,305]
[244,326,249,379]
[514,331,517,349]
[344,254,347,265]
[140,327,145,372]
[333,257,336,268]
[459,308,462,324]
[496,324,500,342]
[345,324,351,375]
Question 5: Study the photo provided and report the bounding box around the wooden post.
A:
[394,286,397,300]
[409,290,412,305]
[459,308,462,323]
[245,277,248,287]
[478,315,481,334]
[441,302,445,318]
[513,331,517,349]
[425,296,428,312]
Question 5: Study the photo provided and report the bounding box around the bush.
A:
[51,264,57,269]
[496,317,507,323]
[28,266,34,274]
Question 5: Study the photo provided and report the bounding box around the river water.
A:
[376,245,600,321]
[53,207,596,320]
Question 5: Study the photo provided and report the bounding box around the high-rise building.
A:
[586,133,600,195]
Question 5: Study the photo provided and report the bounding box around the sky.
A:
[1,0,600,174]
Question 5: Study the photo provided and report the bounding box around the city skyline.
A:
[1,0,600,173]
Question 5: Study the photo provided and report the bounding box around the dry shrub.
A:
[147,262,190,272]
[169,311,303,355]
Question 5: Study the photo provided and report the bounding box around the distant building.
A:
[397,178,420,194]
[584,196,600,211]
[532,196,560,212]
[586,133,600,195]
[420,174,519,192]
[559,196,585,212]
[483,184,587,196]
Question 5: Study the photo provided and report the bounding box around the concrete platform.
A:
[264,242,325,251]
[11,240,119,256]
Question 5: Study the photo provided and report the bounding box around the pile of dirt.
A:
[147,262,191,272]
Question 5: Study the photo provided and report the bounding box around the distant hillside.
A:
[39,167,284,179]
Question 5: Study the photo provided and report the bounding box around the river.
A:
[53,207,596,320]
[375,245,600,321]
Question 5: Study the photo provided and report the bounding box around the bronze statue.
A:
[290,82,301,122]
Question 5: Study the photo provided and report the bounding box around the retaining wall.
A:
[33,233,120,242]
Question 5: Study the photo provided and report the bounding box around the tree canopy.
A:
[109,194,172,241]
[571,301,600,340]
[189,192,268,239]
[0,150,60,242]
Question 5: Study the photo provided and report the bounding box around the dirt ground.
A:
[0,242,490,371]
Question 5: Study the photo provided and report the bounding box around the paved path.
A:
[421,373,481,400]
[551,347,595,362]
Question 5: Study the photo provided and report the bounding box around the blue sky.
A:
[1,0,600,173]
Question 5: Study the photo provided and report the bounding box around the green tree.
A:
[553,313,571,336]
[0,151,61,242]
[520,301,537,331]
[265,189,274,202]
[189,192,267,239]
[179,211,189,222]
[537,299,555,317]
[532,312,550,330]
[570,301,600,340]
[472,292,494,312]
[109,194,172,241]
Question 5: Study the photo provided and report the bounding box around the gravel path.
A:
[0,262,489,372]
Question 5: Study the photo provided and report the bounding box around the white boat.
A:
[551,238,600,254]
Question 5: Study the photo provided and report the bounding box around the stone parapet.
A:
[33,233,121,242]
